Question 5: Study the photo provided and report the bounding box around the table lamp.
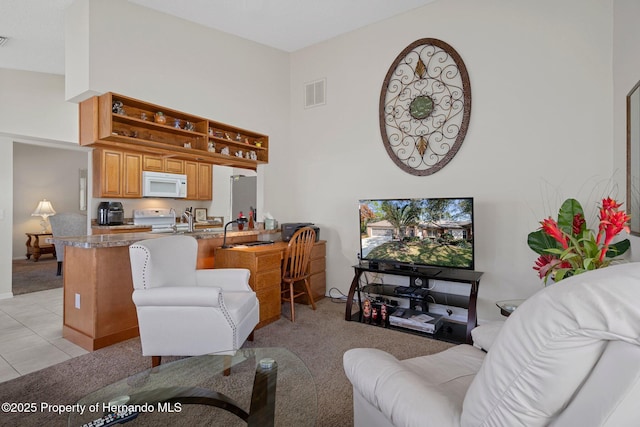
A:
[31,199,56,233]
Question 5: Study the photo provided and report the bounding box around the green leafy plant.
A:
[527,197,631,284]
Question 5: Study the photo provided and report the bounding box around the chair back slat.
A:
[283,227,316,281]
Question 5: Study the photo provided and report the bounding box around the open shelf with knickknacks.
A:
[80,92,268,170]
[345,262,483,344]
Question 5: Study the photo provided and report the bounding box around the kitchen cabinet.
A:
[142,154,185,174]
[185,161,212,200]
[80,92,268,170]
[93,148,142,198]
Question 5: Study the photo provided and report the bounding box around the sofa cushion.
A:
[462,263,640,427]
[470,321,504,351]
[344,345,485,427]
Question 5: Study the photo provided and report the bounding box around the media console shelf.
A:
[345,263,483,344]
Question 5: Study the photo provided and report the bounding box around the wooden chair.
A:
[281,227,317,322]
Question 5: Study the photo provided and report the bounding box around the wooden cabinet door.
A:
[94,149,123,197]
[197,163,212,200]
[165,158,184,174]
[185,161,212,200]
[185,161,198,200]
[93,148,142,198]
[142,154,164,171]
[122,152,142,197]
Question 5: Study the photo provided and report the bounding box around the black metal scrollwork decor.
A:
[379,38,471,176]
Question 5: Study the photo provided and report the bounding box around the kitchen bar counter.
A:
[51,228,282,351]
[49,229,279,248]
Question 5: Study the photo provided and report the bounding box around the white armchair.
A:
[129,235,259,368]
[344,262,640,427]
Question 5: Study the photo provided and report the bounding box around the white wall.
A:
[0,69,78,298]
[286,0,615,320]
[613,0,640,255]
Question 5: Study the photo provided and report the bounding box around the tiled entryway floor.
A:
[0,288,87,383]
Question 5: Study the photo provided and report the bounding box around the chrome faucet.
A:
[182,207,194,233]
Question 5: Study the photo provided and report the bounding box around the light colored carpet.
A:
[0,298,454,426]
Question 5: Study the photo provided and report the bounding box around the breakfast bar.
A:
[49,229,314,351]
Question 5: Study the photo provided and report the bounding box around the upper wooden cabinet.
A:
[93,148,142,198]
[80,92,269,171]
[142,154,184,174]
[185,161,212,200]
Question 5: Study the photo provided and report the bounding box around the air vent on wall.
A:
[304,78,326,108]
[0,36,8,47]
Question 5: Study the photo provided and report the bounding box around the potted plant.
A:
[527,197,631,284]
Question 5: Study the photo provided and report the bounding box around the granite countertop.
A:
[48,229,280,249]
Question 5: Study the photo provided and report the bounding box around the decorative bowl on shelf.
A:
[154,112,166,124]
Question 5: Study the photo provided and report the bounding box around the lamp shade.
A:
[31,199,56,218]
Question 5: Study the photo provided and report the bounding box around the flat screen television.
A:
[359,197,474,271]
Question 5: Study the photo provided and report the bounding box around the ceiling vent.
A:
[0,36,8,47]
[304,78,326,108]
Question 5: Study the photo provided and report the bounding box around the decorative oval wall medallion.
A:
[379,38,471,176]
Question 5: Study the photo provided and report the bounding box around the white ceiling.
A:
[0,0,435,76]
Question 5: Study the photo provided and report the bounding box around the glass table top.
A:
[69,348,316,427]
[496,299,526,317]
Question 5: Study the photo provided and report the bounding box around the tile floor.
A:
[0,288,87,383]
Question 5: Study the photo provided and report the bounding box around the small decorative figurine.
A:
[238,211,245,231]
[207,142,215,152]
[363,299,372,323]
[140,112,148,121]
[173,118,182,129]
[184,121,195,131]
[154,112,166,124]
[183,142,191,149]
[235,133,242,141]
[248,210,254,229]
[112,101,125,115]
[255,140,263,148]
[381,304,388,327]
[221,147,230,155]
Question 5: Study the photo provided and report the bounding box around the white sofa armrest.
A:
[344,348,461,427]
[132,287,221,307]
[195,268,252,292]
[470,320,504,351]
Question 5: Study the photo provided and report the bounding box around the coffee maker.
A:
[97,202,124,225]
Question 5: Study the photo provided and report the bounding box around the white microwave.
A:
[142,171,187,198]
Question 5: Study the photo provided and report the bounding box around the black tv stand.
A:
[346,264,483,344]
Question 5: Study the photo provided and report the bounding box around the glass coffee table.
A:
[69,348,316,427]
[496,299,526,317]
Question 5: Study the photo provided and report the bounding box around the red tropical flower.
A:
[598,208,632,261]
[601,197,623,211]
[529,197,631,284]
[540,217,569,249]
[572,213,585,235]
[533,254,570,279]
